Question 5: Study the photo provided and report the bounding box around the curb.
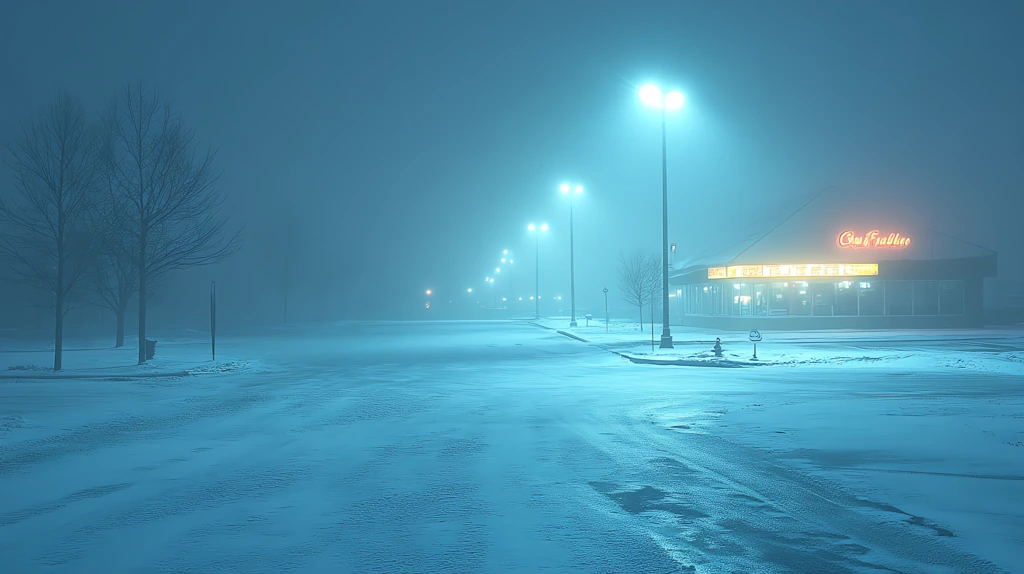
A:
[556,330,590,343]
[0,371,192,381]
[623,355,768,368]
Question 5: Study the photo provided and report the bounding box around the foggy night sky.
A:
[1,0,1022,327]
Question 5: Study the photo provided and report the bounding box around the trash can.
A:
[145,339,157,360]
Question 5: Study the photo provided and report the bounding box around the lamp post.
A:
[639,83,684,349]
[502,249,513,304]
[603,287,609,333]
[527,223,548,320]
[560,183,583,327]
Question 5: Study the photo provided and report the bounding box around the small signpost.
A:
[749,329,762,361]
[211,281,217,361]
[585,313,592,327]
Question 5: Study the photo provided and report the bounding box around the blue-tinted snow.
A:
[0,321,1021,572]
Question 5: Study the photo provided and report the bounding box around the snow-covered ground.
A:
[538,316,1024,375]
[1,321,1021,572]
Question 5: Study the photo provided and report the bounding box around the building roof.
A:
[672,186,995,278]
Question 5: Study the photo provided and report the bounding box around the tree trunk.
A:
[638,304,644,330]
[54,226,65,372]
[115,305,126,348]
[54,291,64,371]
[138,220,147,364]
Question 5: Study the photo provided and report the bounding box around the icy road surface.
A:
[1,321,1021,573]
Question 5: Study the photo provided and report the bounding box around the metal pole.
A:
[535,233,540,320]
[659,105,674,348]
[569,198,577,327]
[210,281,216,361]
[604,287,609,333]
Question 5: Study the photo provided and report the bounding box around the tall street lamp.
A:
[527,223,549,320]
[639,83,684,349]
[560,183,583,327]
[502,249,514,303]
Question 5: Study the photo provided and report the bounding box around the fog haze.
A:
[2,0,1022,329]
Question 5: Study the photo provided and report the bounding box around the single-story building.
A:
[669,188,997,330]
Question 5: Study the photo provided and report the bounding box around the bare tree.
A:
[644,254,662,333]
[103,84,240,364]
[0,93,100,370]
[617,253,656,329]
[88,197,140,347]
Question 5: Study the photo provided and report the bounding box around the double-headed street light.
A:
[639,83,684,349]
[560,183,583,328]
[527,223,549,320]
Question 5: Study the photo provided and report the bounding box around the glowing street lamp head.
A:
[467,288,472,293]
[574,185,583,194]
[560,183,570,194]
[425,289,432,296]
[665,90,684,111]
[489,278,495,283]
[509,259,514,264]
[502,249,508,255]
[639,84,663,108]
[528,223,536,231]
[495,267,501,273]
[540,223,549,232]
[501,257,506,263]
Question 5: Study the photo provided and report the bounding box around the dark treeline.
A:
[0,85,240,370]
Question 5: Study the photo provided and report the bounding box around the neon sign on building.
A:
[837,230,911,249]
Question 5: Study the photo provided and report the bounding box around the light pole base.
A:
[659,334,674,349]
[569,320,578,327]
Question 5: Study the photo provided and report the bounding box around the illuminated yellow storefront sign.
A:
[707,263,879,280]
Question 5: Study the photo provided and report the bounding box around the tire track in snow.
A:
[572,413,1004,573]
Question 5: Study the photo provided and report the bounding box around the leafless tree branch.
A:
[0,92,101,370]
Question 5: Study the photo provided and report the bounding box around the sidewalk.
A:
[534,316,1024,374]
[0,334,257,380]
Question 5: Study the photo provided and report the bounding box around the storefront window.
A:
[790,281,811,316]
[913,281,939,315]
[769,282,790,316]
[858,281,884,315]
[886,281,913,315]
[731,283,752,315]
[811,282,835,316]
[835,281,858,316]
[752,284,768,316]
[940,281,964,315]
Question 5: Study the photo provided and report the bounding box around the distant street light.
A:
[528,222,549,319]
[467,288,472,293]
[502,251,514,301]
[560,183,583,327]
[425,289,432,296]
[639,83,684,349]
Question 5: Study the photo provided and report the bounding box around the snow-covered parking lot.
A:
[1,321,1022,572]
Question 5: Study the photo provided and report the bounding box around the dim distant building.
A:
[669,188,997,330]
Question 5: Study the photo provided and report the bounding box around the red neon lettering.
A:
[837,230,911,248]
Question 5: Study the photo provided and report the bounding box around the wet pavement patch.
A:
[856,498,955,538]
[589,482,709,519]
